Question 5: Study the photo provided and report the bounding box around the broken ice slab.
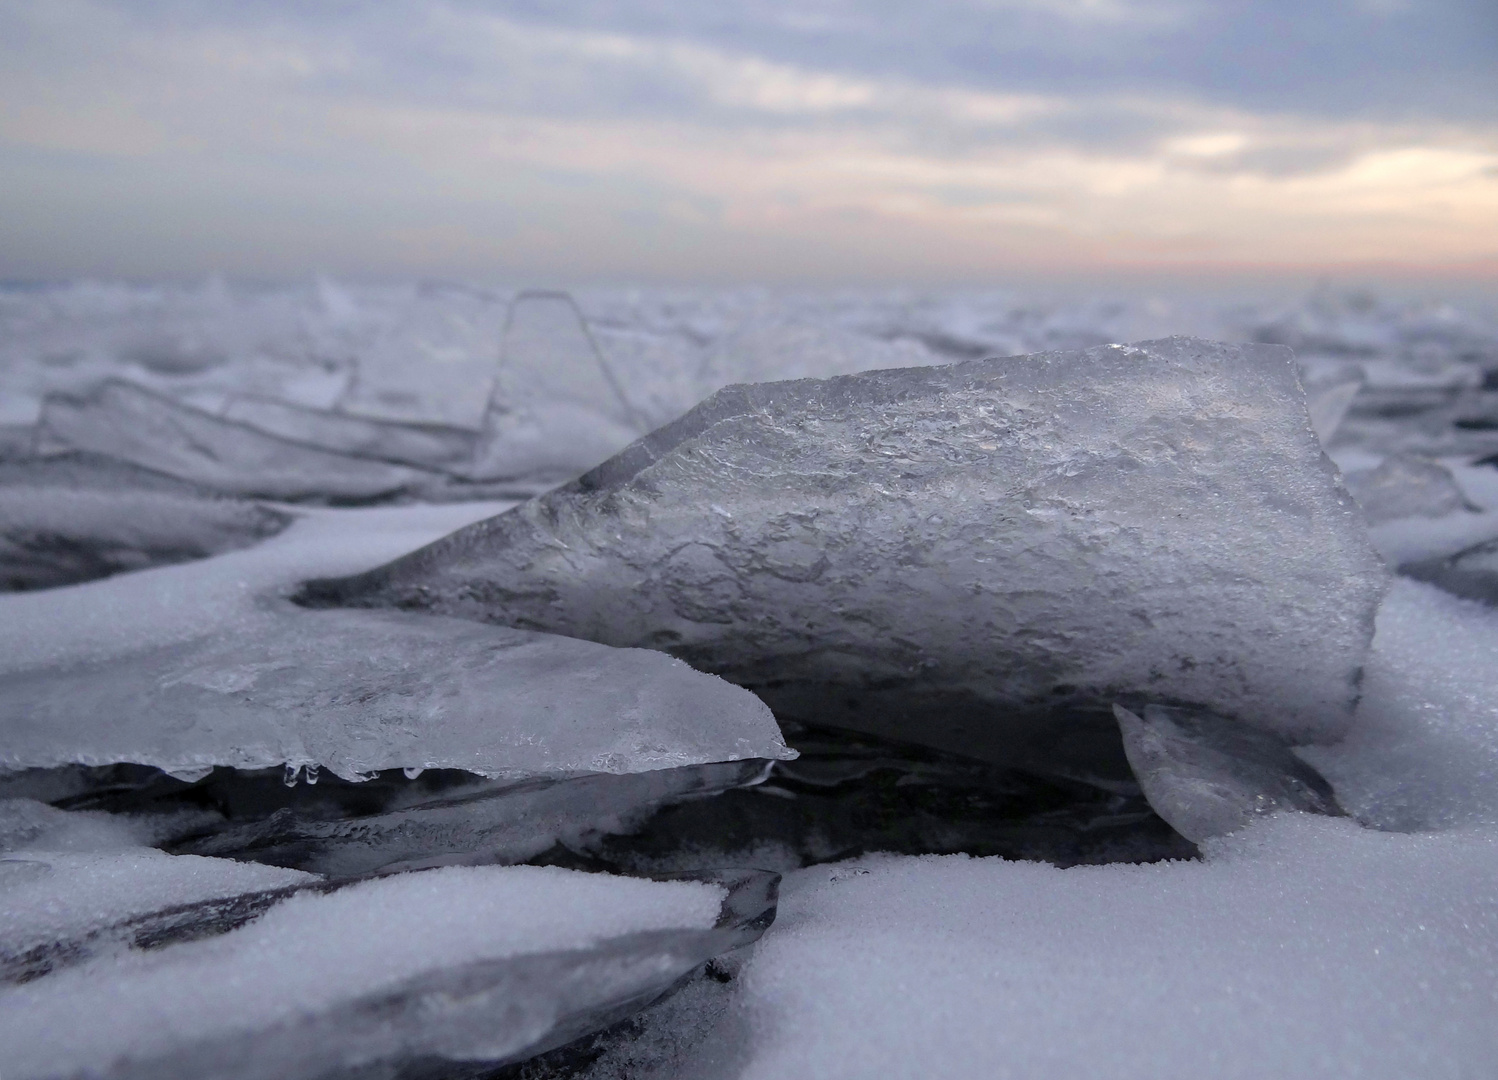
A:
[302,337,1387,771]
[1342,454,1473,525]
[466,291,649,483]
[0,605,790,782]
[696,318,932,396]
[1401,536,1498,605]
[221,394,478,470]
[1304,375,1363,446]
[0,863,775,1080]
[33,380,446,503]
[1112,704,1343,845]
[1,454,292,591]
[171,759,772,878]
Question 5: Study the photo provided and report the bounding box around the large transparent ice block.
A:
[302,338,1387,767]
[0,606,789,782]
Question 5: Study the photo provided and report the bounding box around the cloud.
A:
[0,0,1492,280]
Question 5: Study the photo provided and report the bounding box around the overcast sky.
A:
[1,0,1494,283]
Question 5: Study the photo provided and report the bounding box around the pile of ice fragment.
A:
[467,291,649,483]
[303,337,1386,775]
[221,395,478,470]
[7,289,669,516]
[34,380,455,504]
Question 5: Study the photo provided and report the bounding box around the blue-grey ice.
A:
[302,337,1387,768]
[465,291,648,483]
[0,502,790,782]
[35,380,443,503]
[1112,704,1343,844]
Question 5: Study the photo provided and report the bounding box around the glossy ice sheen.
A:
[0,606,788,781]
[306,338,1386,764]
[1113,704,1342,844]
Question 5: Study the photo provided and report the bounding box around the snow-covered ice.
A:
[703,818,1497,1080]
[3,279,1498,1079]
[0,865,727,1080]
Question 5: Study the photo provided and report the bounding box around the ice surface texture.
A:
[0,607,787,781]
[1113,704,1342,844]
[304,337,1387,765]
[0,502,790,783]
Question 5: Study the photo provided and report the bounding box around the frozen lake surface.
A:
[1,279,1496,1079]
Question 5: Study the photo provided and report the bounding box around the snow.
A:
[1303,579,1498,831]
[712,819,1497,1080]
[680,568,1498,1080]
[0,865,724,1079]
[1,845,314,961]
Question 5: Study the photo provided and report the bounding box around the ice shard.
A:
[1401,535,1498,605]
[467,291,648,483]
[301,338,1387,769]
[1112,704,1344,845]
[1342,454,1473,525]
[0,455,292,591]
[222,395,478,470]
[1304,375,1363,446]
[0,605,790,781]
[170,759,772,878]
[34,380,444,503]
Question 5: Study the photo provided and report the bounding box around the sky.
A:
[1,0,1495,285]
